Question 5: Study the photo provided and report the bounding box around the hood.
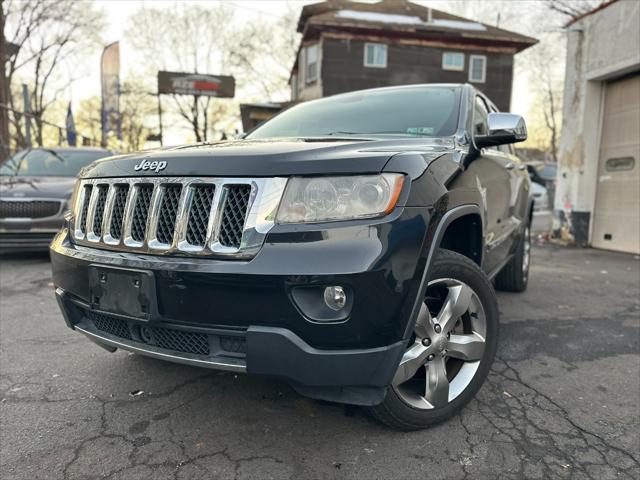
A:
[79,138,456,178]
[0,176,76,199]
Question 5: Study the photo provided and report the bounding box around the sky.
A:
[72,0,535,144]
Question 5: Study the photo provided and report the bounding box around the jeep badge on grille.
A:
[134,159,167,173]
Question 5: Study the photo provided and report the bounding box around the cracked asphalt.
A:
[1,244,639,480]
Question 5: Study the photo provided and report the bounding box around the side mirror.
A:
[475,113,527,148]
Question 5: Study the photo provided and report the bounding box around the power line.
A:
[227,1,283,19]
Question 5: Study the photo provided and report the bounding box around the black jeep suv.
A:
[51,84,532,430]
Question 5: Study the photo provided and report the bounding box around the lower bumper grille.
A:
[86,310,246,357]
[91,311,132,340]
[0,200,62,218]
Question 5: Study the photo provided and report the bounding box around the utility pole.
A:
[157,93,164,147]
[0,5,11,159]
[22,84,31,148]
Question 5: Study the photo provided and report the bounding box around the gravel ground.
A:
[1,244,639,480]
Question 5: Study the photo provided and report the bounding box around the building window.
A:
[469,55,487,83]
[306,44,318,83]
[364,43,387,68]
[442,52,464,71]
[291,73,298,100]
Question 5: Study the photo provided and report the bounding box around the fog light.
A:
[324,286,347,311]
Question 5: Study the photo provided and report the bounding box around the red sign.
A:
[157,71,235,98]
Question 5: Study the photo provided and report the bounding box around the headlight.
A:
[276,173,404,224]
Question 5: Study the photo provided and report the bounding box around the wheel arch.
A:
[438,212,483,267]
[402,204,484,340]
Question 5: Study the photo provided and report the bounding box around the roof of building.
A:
[564,0,619,27]
[297,0,538,49]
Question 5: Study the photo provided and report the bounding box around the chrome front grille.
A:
[71,177,287,258]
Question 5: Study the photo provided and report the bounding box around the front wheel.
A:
[368,249,498,430]
[495,225,531,292]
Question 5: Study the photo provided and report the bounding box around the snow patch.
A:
[334,10,487,32]
[336,10,424,25]
[430,19,487,31]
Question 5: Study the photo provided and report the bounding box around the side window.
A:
[290,73,298,100]
[469,55,487,83]
[298,49,305,85]
[306,44,319,83]
[473,96,489,136]
[364,43,387,68]
[442,52,464,71]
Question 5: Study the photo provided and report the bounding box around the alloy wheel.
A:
[392,278,487,410]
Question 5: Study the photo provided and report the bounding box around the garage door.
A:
[592,73,640,254]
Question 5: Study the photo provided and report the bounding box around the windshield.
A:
[246,86,461,140]
[0,149,110,177]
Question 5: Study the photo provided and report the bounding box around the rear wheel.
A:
[368,249,498,430]
[495,225,530,292]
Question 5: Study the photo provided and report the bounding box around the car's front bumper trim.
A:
[74,325,248,372]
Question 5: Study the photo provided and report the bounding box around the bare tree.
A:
[120,79,156,152]
[127,2,299,142]
[76,78,156,152]
[546,0,607,21]
[75,95,101,145]
[128,3,237,142]
[3,0,104,147]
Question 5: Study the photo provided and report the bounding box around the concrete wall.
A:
[556,0,640,244]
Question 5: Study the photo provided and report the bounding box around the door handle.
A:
[505,162,515,170]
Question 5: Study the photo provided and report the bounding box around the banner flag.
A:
[66,103,77,147]
[101,42,120,145]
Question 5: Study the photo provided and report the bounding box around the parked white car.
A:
[531,182,549,212]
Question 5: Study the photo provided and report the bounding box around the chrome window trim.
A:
[71,176,288,258]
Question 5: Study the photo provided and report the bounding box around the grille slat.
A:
[131,185,153,243]
[219,185,252,248]
[186,185,215,246]
[72,177,274,256]
[156,185,182,245]
[0,200,61,219]
[80,185,93,234]
[109,185,129,240]
[92,185,108,236]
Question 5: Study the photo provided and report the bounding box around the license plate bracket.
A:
[88,265,156,321]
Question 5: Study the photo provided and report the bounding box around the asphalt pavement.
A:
[1,244,639,480]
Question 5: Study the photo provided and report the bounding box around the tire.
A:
[495,225,530,293]
[367,249,498,430]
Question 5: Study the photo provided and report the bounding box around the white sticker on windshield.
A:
[407,127,434,135]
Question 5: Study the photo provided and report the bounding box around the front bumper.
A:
[0,230,58,252]
[51,206,432,404]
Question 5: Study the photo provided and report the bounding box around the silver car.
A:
[0,147,112,252]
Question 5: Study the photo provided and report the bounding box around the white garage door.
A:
[592,73,640,254]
